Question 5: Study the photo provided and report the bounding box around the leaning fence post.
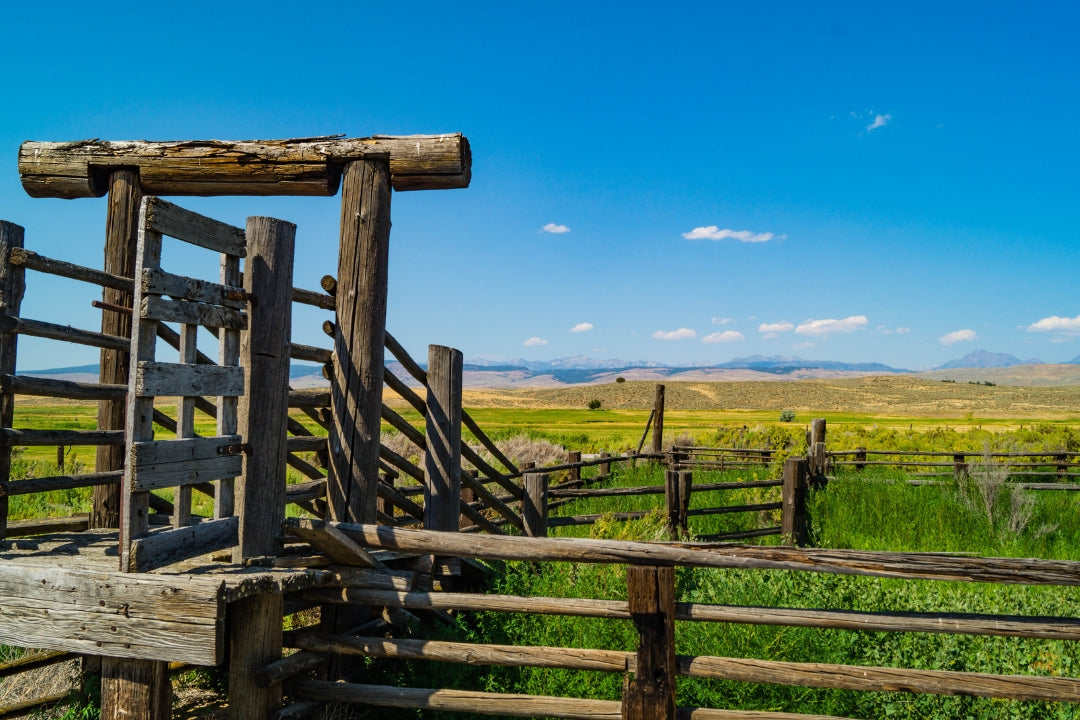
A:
[782,457,810,547]
[622,565,676,720]
[424,344,463,532]
[522,472,548,538]
[0,221,25,541]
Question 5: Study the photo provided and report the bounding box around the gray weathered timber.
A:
[132,435,242,465]
[134,361,244,398]
[216,247,242,519]
[424,345,463,532]
[7,247,135,292]
[129,517,239,572]
[624,566,676,720]
[95,169,140,532]
[337,524,1080,585]
[328,159,391,524]
[522,473,548,538]
[0,564,223,665]
[781,458,809,546]
[20,135,471,198]
[651,384,666,455]
[132,455,243,490]
[236,216,294,560]
[291,681,621,720]
[0,315,129,351]
[1,469,122,496]
[140,295,246,330]
[291,285,335,311]
[142,197,246,255]
[289,390,331,408]
[229,593,283,720]
[0,428,124,446]
[255,650,328,688]
[0,374,127,401]
[283,518,379,568]
[141,267,243,307]
[0,221,25,538]
[291,343,332,364]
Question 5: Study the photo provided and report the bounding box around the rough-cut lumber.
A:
[132,435,243,465]
[143,197,246,255]
[0,374,126,401]
[141,267,243,307]
[0,221,25,539]
[0,314,129,351]
[328,159,391,524]
[0,564,223,664]
[20,135,471,198]
[132,454,242,490]
[289,389,331,408]
[6,514,90,537]
[1,428,124,446]
[7,246,134,292]
[140,295,246,331]
[1,469,123,496]
[290,343,332,364]
[134,361,244,397]
[236,216,294,561]
[284,518,379,568]
[228,592,283,720]
[522,473,548,537]
[335,524,1080,585]
[781,458,809,547]
[95,169,140,532]
[625,566,676,720]
[128,517,239,572]
[424,345,463,532]
[101,658,171,720]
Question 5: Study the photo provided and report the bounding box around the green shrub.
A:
[587,399,602,410]
[779,409,796,422]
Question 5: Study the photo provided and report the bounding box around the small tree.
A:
[615,377,626,384]
[779,409,796,422]
[587,399,602,410]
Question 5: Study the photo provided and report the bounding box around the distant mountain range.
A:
[20,350,1080,390]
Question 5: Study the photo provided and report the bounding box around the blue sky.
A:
[2,1,1078,371]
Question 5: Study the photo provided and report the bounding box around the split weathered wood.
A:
[781,457,809,546]
[228,592,284,720]
[522,473,548,538]
[216,238,242,520]
[129,517,239,572]
[94,169,140,532]
[7,246,134,292]
[0,564,224,664]
[0,374,127,401]
[0,221,25,538]
[335,524,1080,585]
[461,469,525,531]
[289,390,331,408]
[132,435,242,465]
[101,659,172,720]
[624,566,676,720]
[0,428,124,446]
[0,315,130,351]
[651,384,666,455]
[140,295,246,330]
[131,455,243,491]
[288,436,330,453]
[20,135,471,198]
[143,197,247,255]
[284,518,380,568]
[0,469,123,496]
[5,515,90,536]
[424,345,463,532]
[134,361,244,397]
[141,267,243,307]
[290,343,332,364]
[235,216,295,561]
[291,285,335,311]
[328,159,392,524]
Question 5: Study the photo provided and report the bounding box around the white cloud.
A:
[702,330,744,344]
[867,113,892,132]
[570,322,594,333]
[796,315,868,336]
[522,336,548,347]
[1026,314,1080,333]
[711,317,734,325]
[759,321,795,334]
[682,226,783,243]
[896,327,911,334]
[939,329,976,346]
[879,326,912,335]
[541,223,570,234]
[652,328,697,341]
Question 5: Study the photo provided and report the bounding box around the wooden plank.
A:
[283,518,379,568]
[132,454,243,490]
[0,428,123,446]
[229,593,283,720]
[7,246,134,292]
[1,469,122,496]
[134,361,244,397]
[0,564,223,665]
[0,315,129,351]
[20,135,472,198]
[0,221,25,540]
[336,524,1080,586]
[101,658,171,720]
[142,197,246,255]
[6,514,89,536]
[424,345,463,532]
[141,267,243,307]
[140,295,246,330]
[129,517,239,572]
[132,435,242,465]
[0,374,127,401]
[328,159,391,524]
[216,248,242,520]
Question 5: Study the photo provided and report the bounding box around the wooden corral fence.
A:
[265,521,1080,720]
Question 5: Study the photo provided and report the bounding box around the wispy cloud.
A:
[682,226,783,243]
[570,322,594,333]
[522,336,549,347]
[939,329,976,346]
[796,315,868,336]
[867,113,892,132]
[1026,314,1080,334]
[541,223,570,234]
[758,321,794,334]
[711,317,734,325]
[652,328,697,341]
[879,326,912,335]
[793,341,815,350]
[702,330,744,344]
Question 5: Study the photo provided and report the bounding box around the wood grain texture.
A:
[129,517,239,572]
[140,295,246,330]
[328,160,391,524]
[134,361,244,397]
[143,197,246,255]
[0,221,25,538]
[0,374,126,401]
[228,592,283,719]
[20,134,471,198]
[624,566,676,720]
[101,658,171,720]
[424,345,463,532]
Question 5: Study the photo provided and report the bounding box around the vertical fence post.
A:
[651,384,666,456]
[329,158,392,524]
[1056,453,1068,482]
[953,453,968,481]
[600,451,611,477]
[664,469,679,538]
[677,470,692,537]
[781,457,810,547]
[809,418,827,485]
[0,221,26,541]
[424,345,463,532]
[855,447,866,472]
[522,472,548,538]
[622,565,676,720]
[567,450,581,483]
[460,470,477,530]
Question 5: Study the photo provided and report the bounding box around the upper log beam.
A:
[18,134,471,199]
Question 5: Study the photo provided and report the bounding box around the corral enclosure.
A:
[0,136,1078,720]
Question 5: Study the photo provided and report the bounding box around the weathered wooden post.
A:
[1056,453,1068,482]
[424,345,463,532]
[622,565,676,720]
[599,451,611,477]
[651,384,665,456]
[677,470,692,537]
[93,169,142,529]
[664,469,679,538]
[460,470,477,530]
[328,158,393,524]
[809,417,827,485]
[781,457,810,547]
[0,221,25,539]
[101,661,171,720]
[522,472,549,538]
[855,447,867,472]
[567,450,581,483]
[953,453,968,481]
